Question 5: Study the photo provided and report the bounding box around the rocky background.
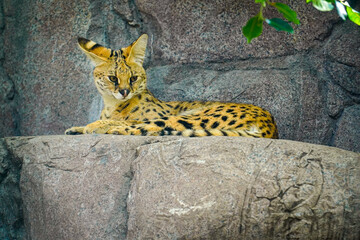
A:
[0,0,359,152]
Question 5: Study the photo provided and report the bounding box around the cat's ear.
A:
[77,37,112,66]
[122,34,148,65]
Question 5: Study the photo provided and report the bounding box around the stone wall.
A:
[1,135,359,239]
[0,0,359,152]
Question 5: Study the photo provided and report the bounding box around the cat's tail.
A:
[155,128,277,139]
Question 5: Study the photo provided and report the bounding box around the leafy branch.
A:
[243,0,360,43]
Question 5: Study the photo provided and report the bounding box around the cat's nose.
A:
[120,89,129,97]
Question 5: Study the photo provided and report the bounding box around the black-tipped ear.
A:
[77,37,89,47]
[77,37,112,66]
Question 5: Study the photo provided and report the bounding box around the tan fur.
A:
[66,34,278,138]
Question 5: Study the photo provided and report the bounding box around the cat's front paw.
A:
[65,126,85,135]
[107,127,128,135]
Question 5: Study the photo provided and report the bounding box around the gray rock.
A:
[326,62,360,95]
[326,83,353,118]
[0,1,4,32]
[3,0,97,136]
[138,0,339,64]
[2,135,359,239]
[323,20,360,69]
[0,138,24,239]
[127,137,360,239]
[333,105,360,152]
[15,135,144,239]
[0,67,18,138]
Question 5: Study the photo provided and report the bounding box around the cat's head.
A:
[77,34,148,101]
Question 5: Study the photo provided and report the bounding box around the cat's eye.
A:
[130,76,138,83]
[108,76,118,82]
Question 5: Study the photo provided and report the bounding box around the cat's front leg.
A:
[65,126,85,135]
[65,121,112,135]
[83,120,140,134]
[82,120,116,134]
[66,120,144,135]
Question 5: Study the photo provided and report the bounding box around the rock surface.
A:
[1,135,360,239]
[138,0,338,63]
[0,0,359,153]
[0,138,24,239]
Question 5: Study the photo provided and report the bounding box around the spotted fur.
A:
[65,34,278,138]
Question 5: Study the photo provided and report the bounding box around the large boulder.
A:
[1,0,359,152]
[1,135,359,239]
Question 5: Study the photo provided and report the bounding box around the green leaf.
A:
[308,0,336,4]
[311,0,334,11]
[242,14,264,43]
[346,6,360,25]
[255,0,266,7]
[265,18,294,33]
[335,0,347,20]
[271,2,300,24]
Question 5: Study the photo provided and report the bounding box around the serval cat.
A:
[65,34,278,138]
